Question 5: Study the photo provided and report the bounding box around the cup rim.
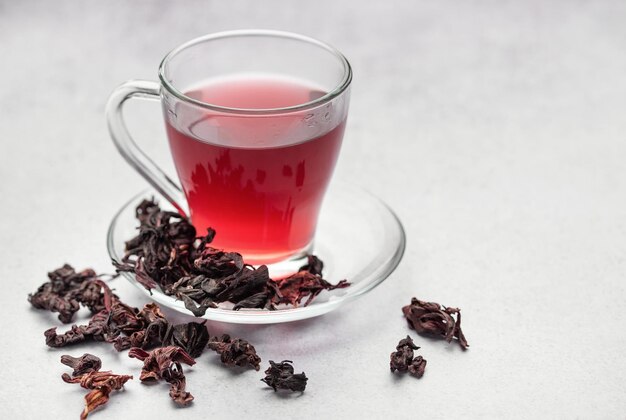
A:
[158,29,352,115]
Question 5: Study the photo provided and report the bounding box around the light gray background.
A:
[1,0,625,418]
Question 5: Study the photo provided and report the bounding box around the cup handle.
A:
[106,80,188,217]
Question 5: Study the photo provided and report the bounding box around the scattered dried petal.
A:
[298,255,324,276]
[207,334,261,370]
[128,346,196,406]
[270,272,350,307]
[402,297,469,350]
[390,335,427,378]
[193,247,244,277]
[261,360,308,393]
[44,309,110,347]
[60,353,132,419]
[61,354,102,376]
[170,321,210,358]
[408,355,427,378]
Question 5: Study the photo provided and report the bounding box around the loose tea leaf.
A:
[409,355,427,377]
[193,247,244,277]
[128,346,196,406]
[45,309,111,347]
[261,360,308,393]
[270,272,350,307]
[111,302,169,351]
[390,335,427,378]
[44,280,122,348]
[402,297,469,350]
[61,353,102,377]
[116,199,349,315]
[170,321,210,358]
[28,265,113,323]
[206,334,261,370]
[60,353,132,419]
[62,371,133,419]
[114,199,199,291]
[298,255,324,276]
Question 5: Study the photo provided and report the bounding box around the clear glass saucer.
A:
[106,182,405,324]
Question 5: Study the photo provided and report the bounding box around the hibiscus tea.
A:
[165,76,346,264]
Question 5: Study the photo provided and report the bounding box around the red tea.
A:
[165,76,345,264]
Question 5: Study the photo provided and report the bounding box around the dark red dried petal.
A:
[390,336,427,379]
[129,346,195,406]
[261,360,308,392]
[60,354,102,377]
[207,334,261,370]
[402,297,469,350]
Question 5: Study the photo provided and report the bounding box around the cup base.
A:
[246,241,314,278]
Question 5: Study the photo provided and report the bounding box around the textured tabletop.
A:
[2,1,626,418]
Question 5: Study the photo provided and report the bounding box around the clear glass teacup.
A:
[107,30,352,265]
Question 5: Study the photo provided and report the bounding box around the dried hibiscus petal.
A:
[45,309,111,347]
[298,255,324,276]
[60,353,132,420]
[390,335,427,378]
[170,321,210,358]
[270,271,349,307]
[128,346,196,406]
[61,353,102,377]
[207,334,261,370]
[261,360,308,393]
[402,297,469,350]
[28,265,112,323]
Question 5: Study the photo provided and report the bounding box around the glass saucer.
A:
[106,182,405,324]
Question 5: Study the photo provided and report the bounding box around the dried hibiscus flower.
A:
[269,271,349,307]
[45,306,112,347]
[60,353,132,419]
[206,334,261,370]
[28,265,114,323]
[390,336,427,378]
[261,360,308,393]
[61,353,103,377]
[128,346,196,406]
[402,297,469,350]
[169,321,210,358]
[298,255,324,276]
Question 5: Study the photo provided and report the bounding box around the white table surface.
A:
[2,1,625,418]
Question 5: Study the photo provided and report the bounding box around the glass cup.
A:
[106,30,352,265]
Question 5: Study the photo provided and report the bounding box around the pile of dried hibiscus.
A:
[115,199,350,315]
